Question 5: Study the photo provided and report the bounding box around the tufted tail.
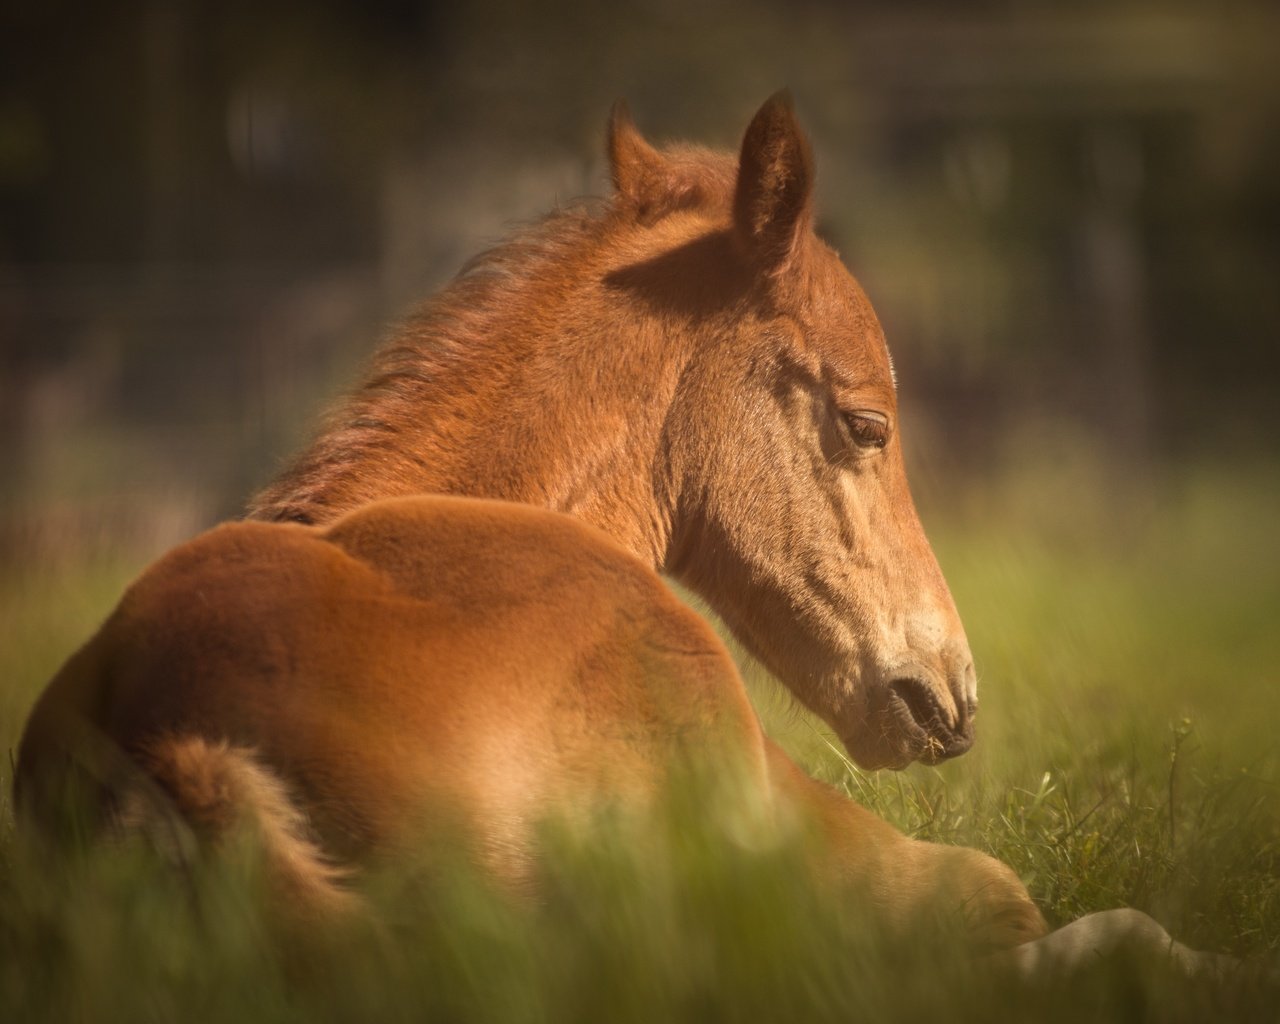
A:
[120,735,359,921]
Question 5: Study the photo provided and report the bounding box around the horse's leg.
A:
[998,908,1264,981]
[762,740,1048,949]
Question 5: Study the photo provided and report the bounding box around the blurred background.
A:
[1,0,1277,566]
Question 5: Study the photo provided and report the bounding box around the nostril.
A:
[955,697,977,746]
[953,661,978,731]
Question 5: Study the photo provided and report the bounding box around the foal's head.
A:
[606,95,976,770]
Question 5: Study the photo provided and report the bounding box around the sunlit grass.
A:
[751,460,1280,957]
[1,461,1277,1020]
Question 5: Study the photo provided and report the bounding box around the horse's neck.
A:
[248,339,679,569]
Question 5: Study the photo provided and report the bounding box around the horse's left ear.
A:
[733,91,815,271]
[608,99,666,201]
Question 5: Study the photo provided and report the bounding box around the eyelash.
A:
[843,412,889,450]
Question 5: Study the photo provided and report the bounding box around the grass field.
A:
[1,459,1277,1021]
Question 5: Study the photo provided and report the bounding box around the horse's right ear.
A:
[608,100,666,202]
[733,92,815,272]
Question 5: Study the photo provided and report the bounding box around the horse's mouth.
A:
[890,676,975,764]
[845,677,974,770]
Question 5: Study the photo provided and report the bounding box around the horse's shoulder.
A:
[323,494,657,587]
[319,494,723,650]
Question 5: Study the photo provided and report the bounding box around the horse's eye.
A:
[844,411,889,450]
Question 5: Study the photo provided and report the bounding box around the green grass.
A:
[1,461,1278,1021]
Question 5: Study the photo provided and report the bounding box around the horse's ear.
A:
[608,99,665,201]
[733,91,815,271]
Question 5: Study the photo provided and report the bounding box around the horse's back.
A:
[16,495,764,870]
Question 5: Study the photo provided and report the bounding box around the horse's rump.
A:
[16,497,770,889]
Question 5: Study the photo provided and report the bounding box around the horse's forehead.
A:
[795,251,895,391]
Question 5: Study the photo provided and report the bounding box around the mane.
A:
[247,204,604,524]
[247,144,738,526]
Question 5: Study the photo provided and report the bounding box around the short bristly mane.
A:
[247,144,737,529]
[247,204,607,525]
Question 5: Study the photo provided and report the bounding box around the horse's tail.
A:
[121,735,359,920]
[16,642,358,923]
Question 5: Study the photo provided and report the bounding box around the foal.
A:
[16,95,1047,949]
